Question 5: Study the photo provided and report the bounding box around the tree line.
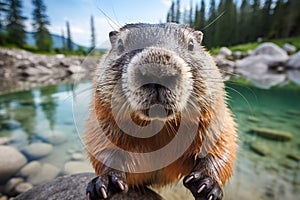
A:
[0,0,97,54]
[167,0,300,48]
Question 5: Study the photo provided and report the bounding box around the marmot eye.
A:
[117,39,124,52]
[188,39,194,51]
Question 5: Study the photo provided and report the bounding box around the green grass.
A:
[209,36,300,55]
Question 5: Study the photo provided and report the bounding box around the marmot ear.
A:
[109,31,119,44]
[194,31,203,44]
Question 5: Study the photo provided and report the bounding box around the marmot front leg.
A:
[86,151,129,200]
[183,156,223,200]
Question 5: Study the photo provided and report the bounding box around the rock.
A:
[15,182,33,194]
[55,54,65,59]
[63,161,93,175]
[15,173,163,200]
[0,137,9,145]
[286,152,300,161]
[246,73,286,89]
[218,47,232,57]
[236,54,288,69]
[287,70,300,85]
[247,116,260,123]
[254,42,289,58]
[283,43,296,54]
[22,142,53,159]
[232,51,243,59]
[0,146,27,183]
[38,130,68,145]
[28,164,60,185]
[71,153,85,161]
[250,141,271,156]
[19,161,42,178]
[287,51,300,69]
[237,62,268,75]
[0,120,21,130]
[249,127,293,141]
[67,65,86,74]
[4,178,24,195]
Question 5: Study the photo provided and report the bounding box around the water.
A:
[0,81,299,199]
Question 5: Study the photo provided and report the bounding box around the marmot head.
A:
[96,23,223,122]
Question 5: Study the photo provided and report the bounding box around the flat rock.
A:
[63,161,93,175]
[249,127,293,141]
[245,73,286,89]
[0,146,27,183]
[27,164,60,185]
[15,173,163,200]
[19,161,42,178]
[287,51,300,68]
[22,142,53,159]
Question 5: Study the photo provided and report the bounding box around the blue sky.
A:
[23,0,202,48]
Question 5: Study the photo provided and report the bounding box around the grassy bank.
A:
[209,36,300,55]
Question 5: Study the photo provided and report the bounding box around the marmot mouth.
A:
[140,104,174,120]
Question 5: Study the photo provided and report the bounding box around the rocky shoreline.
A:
[214,42,300,89]
[0,48,98,95]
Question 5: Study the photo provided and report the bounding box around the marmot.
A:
[85,23,237,200]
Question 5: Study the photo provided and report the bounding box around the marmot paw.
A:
[86,171,128,200]
[183,172,223,200]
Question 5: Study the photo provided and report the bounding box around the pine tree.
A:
[175,0,181,23]
[66,21,73,51]
[250,0,262,41]
[261,0,273,38]
[6,0,26,47]
[270,0,285,38]
[61,29,66,51]
[237,0,251,43]
[90,15,96,49]
[32,0,52,51]
[0,0,8,30]
[166,1,176,22]
[204,0,217,47]
[188,0,193,27]
[194,3,200,29]
[199,0,206,30]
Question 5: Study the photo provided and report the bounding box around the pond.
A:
[0,80,299,199]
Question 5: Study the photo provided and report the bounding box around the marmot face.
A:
[96,23,223,122]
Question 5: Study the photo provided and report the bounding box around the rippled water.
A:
[0,81,299,199]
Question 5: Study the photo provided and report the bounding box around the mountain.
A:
[26,32,89,51]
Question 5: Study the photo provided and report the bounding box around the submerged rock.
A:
[19,161,42,178]
[245,73,286,89]
[247,116,261,123]
[249,127,293,141]
[15,173,163,200]
[27,163,60,185]
[0,146,27,183]
[22,142,53,159]
[63,161,93,175]
[250,141,271,156]
[286,152,300,161]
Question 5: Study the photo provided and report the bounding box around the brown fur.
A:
[85,86,237,188]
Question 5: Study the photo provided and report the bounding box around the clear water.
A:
[0,81,299,199]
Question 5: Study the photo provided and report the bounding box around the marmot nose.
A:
[136,64,179,90]
[137,66,179,89]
